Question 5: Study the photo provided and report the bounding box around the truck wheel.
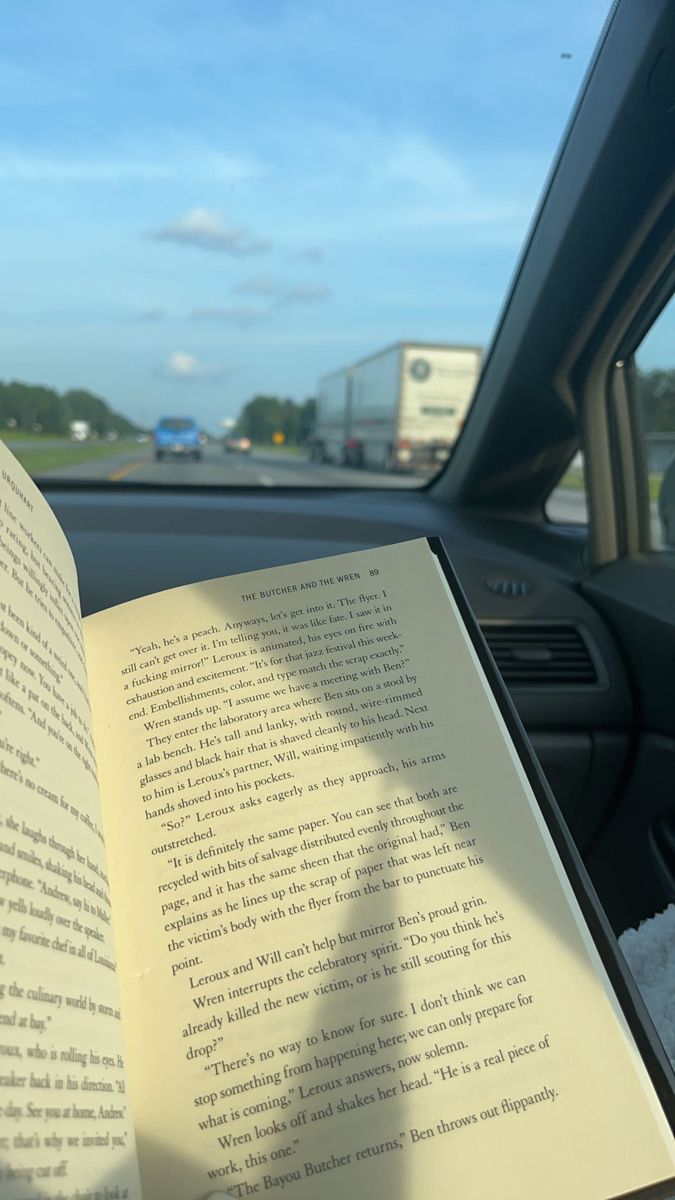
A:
[343,445,363,468]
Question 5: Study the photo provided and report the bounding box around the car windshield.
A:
[2,2,607,489]
[157,419,196,433]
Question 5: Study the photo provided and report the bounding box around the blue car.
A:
[154,417,202,462]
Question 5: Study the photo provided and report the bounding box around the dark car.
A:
[224,435,252,454]
[154,417,202,461]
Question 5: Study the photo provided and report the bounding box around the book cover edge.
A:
[426,534,675,1144]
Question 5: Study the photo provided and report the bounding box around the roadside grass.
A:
[0,430,62,442]
[3,440,133,475]
[557,469,585,492]
[558,467,662,501]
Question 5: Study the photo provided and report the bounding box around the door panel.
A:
[582,559,675,929]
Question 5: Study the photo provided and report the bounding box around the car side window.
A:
[635,295,675,551]
[546,452,588,527]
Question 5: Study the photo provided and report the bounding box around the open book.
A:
[1,438,674,1200]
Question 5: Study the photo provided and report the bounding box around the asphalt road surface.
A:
[28,441,591,506]
[18,439,661,542]
[35,442,422,489]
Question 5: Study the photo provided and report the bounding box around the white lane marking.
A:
[258,473,275,486]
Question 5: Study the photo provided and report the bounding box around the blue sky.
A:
[1,0,621,431]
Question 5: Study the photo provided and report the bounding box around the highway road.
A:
[24,440,584,502]
[30,441,422,489]
[8,438,661,542]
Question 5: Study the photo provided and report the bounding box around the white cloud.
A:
[0,153,173,183]
[293,246,323,262]
[190,305,268,327]
[278,284,331,307]
[265,123,544,249]
[376,135,468,195]
[232,274,279,297]
[233,277,331,307]
[0,145,263,185]
[149,208,271,255]
[157,350,228,381]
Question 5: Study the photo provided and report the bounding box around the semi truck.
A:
[311,342,482,471]
[69,420,91,441]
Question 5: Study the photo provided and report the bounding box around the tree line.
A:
[638,369,675,433]
[234,370,674,446]
[233,395,316,445]
[2,368,671,446]
[0,380,140,437]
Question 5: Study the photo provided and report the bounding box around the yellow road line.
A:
[108,460,146,482]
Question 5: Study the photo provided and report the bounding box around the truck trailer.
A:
[312,342,482,471]
[69,420,91,442]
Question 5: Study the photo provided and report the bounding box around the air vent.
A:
[480,623,598,687]
[484,576,533,598]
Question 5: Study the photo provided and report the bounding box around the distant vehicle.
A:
[311,342,482,471]
[224,435,251,454]
[69,420,91,442]
[154,417,202,461]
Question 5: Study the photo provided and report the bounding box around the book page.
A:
[84,538,675,1200]
[0,443,141,1200]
